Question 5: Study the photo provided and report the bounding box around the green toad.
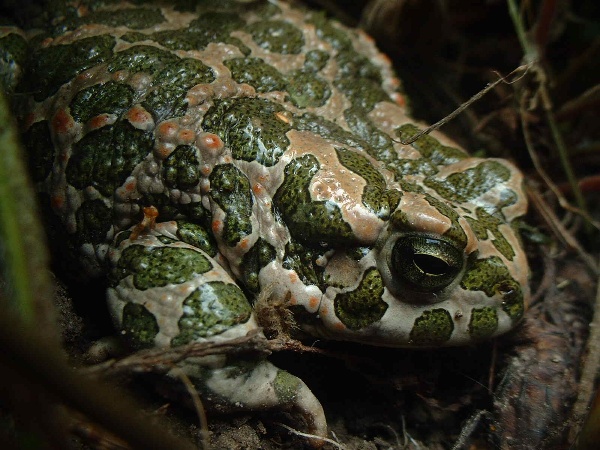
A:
[1,0,530,439]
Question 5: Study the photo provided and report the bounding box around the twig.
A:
[396,64,531,145]
[527,185,599,275]
[85,328,271,378]
[173,369,210,450]
[276,422,347,449]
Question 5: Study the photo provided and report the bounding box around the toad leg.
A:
[106,224,326,438]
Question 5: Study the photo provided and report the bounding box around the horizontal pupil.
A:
[413,253,450,276]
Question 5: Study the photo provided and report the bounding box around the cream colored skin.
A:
[3,0,529,442]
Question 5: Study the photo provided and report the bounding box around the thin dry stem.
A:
[173,369,210,450]
[85,328,271,378]
[276,422,347,449]
[526,185,598,275]
[396,64,531,145]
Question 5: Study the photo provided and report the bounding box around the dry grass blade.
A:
[173,369,210,450]
[526,184,599,276]
[85,328,270,378]
[396,64,531,145]
[276,422,347,449]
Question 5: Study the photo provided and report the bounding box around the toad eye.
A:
[390,236,464,292]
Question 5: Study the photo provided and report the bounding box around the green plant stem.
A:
[506,0,537,62]
[543,100,590,231]
[0,88,55,327]
[506,0,591,233]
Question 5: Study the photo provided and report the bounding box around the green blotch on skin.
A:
[143,58,215,121]
[70,81,134,123]
[157,236,177,244]
[294,112,371,155]
[250,2,283,17]
[282,240,323,288]
[273,370,301,404]
[343,107,395,162]
[395,124,467,166]
[107,45,179,74]
[149,11,249,54]
[273,154,354,245]
[287,70,331,108]
[75,199,112,246]
[176,222,218,257]
[66,120,154,197]
[461,256,524,322]
[153,28,250,55]
[179,202,211,224]
[316,25,389,111]
[335,78,389,111]
[469,307,499,340]
[336,48,383,81]
[22,121,54,182]
[309,12,353,50]
[247,20,304,54]
[188,11,245,33]
[140,193,185,222]
[209,164,253,246]
[409,309,454,346]
[398,179,425,195]
[304,49,330,71]
[141,193,210,225]
[224,57,286,93]
[121,302,159,350]
[121,31,149,43]
[424,160,512,204]
[171,281,252,346]
[0,32,28,91]
[499,279,525,322]
[111,245,213,290]
[334,146,387,188]
[240,238,277,293]
[388,158,439,178]
[335,268,387,330]
[22,34,116,101]
[202,97,291,166]
[163,145,201,189]
[335,147,401,219]
[466,207,516,261]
